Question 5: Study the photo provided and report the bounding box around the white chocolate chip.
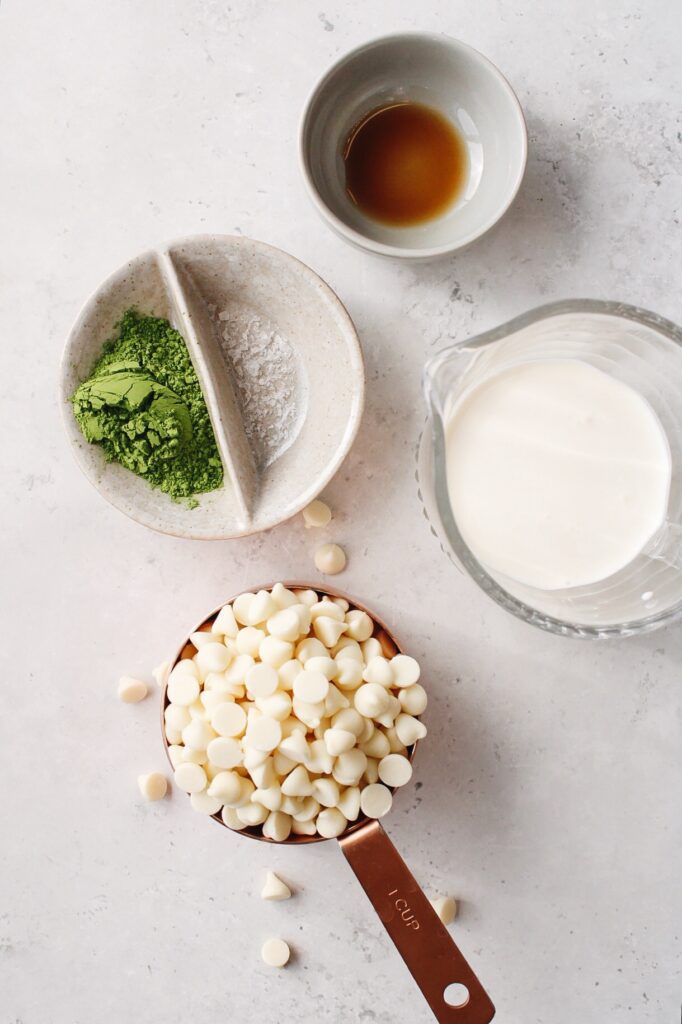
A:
[331,708,364,737]
[245,663,279,700]
[360,637,383,663]
[152,662,170,687]
[354,683,391,719]
[334,659,364,690]
[293,669,330,704]
[311,777,340,808]
[292,795,320,821]
[232,592,255,625]
[360,730,391,759]
[292,697,325,729]
[278,731,310,764]
[362,657,394,687]
[261,937,290,967]
[190,631,223,649]
[324,683,350,716]
[261,871,292,901]
[248,758,277,790]
[302,499,332,528]
[324,727,356,756]
[280,765,313,797]
[137,772,167,800]
[271,583,299,609]
[360,783,393,819]
[211,702,247,737]
[305,655,338,678]
[395,713,428,746]
[265,608,299,643]
[174,762,207,794]
[313,615,348,648]
[305,738,333,775]
[273,750,296,776]
[378,753,413,788]
[390,654,421,688]
[259,636,294,668]
[252,783,282,812]
[195,643,232,676]
[167,744,185,768]
[249,590,278,625]
[236,627,266,658]
[296,637,328,663]
[213,604,239,638]
[190,791,223,815]
[167,670,200,706]
[165,703,191,733]
[221,805,247,830]
[430,896,458,925]
[277,659,303,690]
[344,610,374,642]
[182,718,216,751]
[314,543,347,575]
[338,785,361,821]
[311,599,345,622]
[207,736,243,769]
[333,637,364,662]
[117,671,146,704]
[245,716,282,753]
[316,807,347,838]
[262,811,292,842]
[237,802,269,826]
[257,691,292,721]
[292,817,316,835]
[224,654,255,686]
[207,770,242,804]
[332,749,367,786]
[398,684,428,716]
[364,757,380,783]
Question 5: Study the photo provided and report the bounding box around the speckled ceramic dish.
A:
[60,235,365,539]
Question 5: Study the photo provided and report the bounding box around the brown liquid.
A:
[343,101,467,226]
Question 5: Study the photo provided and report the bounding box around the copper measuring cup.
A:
[162,582,495,1024]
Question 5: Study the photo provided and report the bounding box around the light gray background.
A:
[1,1,681,1022]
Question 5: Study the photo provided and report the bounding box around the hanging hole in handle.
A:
[443,983,470,1008]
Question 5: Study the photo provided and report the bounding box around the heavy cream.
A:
[444,359,671,590]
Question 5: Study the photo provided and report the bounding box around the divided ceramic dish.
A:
[60,235,365,539]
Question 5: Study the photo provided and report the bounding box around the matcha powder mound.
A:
[71,309,224,505]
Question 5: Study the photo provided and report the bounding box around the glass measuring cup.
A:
[162,582,495,1024]
[421,300,682,638]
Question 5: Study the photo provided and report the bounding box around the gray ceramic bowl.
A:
[299,32,527,259]
[60,235,364,539]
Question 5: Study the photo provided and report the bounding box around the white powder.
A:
[211,305,306,470]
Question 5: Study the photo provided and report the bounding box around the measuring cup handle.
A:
[339,821,495,1024]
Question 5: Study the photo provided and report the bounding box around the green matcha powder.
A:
[72,309,223,505]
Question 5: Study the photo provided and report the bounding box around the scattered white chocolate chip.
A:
[261,937,290,967]
[261,871,292,901]
[137,772,167,801]
[430,896,458,925]
[314,543,347,575]
[118,676,148,704]
[302,499,332,529]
